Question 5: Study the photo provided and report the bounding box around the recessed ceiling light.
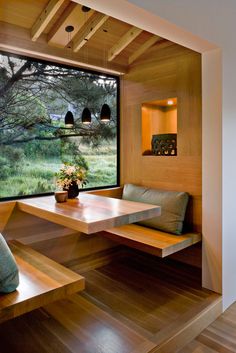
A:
[167,100,174,105]
[65,25,74,33]
[82,6,91,12]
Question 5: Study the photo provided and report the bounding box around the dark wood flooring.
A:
[0,254,216,353]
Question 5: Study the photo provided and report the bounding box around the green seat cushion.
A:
[0,233,19,293]
[122,184,189,235]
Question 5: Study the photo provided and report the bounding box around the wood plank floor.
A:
[179,301,236,353]
[0,254,216,353]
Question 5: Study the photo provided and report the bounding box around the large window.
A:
[0,52,119,200]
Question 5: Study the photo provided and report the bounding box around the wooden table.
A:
[17,193,161,234]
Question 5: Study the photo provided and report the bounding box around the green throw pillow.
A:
[0,233,19,293]
[122,184,189,235]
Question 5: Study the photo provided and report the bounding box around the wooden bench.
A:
[100,224,201,258]
[90,187,201,258]
[0,240,85,324]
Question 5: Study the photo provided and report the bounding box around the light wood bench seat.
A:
[101,224,201,258]
[0,240,85,324]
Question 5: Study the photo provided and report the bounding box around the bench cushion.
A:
[122,184,189,235]
[0,233,19,293]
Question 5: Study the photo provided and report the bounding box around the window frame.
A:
[0,50,120,202]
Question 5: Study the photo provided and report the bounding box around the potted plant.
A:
[56,162,88,199]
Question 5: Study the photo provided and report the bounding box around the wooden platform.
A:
[179,300,236,353]
[101,224,202,257]
[0,252,221,353]
[0,240,85,324]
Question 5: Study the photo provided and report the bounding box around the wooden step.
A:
[150,293,222,353]
[101,224,201,257]
[0,240,85,324]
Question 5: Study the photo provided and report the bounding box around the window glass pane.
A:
[0,52,119,199]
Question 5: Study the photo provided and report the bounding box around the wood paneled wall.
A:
[121,43,202,232]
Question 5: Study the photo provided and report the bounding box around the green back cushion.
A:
[0,234,19,293]
[122,184,189,235]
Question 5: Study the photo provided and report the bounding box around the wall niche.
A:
[142,97,177,156]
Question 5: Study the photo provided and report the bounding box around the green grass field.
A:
[0,154,117,198]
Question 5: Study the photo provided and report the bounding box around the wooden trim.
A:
[73,12,109,52]
[85,186,123,198]
[31,0,66,41]
[108,26,142,61]
[128,35,160,65]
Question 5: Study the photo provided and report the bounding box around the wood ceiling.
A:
[0,0,171,74]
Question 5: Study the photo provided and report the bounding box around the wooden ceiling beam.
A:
[0,22,127,75]
[73,12,109,52]
[47,2,78,44]
[108,26,142,62]
[31,0,66,41]
[128,35,161,65]
[47,4,94,48]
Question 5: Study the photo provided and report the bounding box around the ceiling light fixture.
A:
[100,103,111,122]
[81,107,92,124]
[65,25,74,49]
[81,5,91,12]
[64,111,74,128]
[99,24,111,122]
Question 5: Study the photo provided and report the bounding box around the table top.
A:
[17,193,161,234]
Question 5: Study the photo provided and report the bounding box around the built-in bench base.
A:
[100,224,201,257]
[0,240,85,324]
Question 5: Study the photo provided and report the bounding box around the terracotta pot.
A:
[54,191,68,203]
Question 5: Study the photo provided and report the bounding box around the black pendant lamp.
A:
[81,107,91,124]
[64,111,74,128]
[100,104,111,122]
